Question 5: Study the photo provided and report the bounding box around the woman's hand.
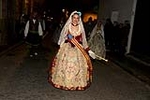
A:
[88,50,96,59]
[67,34,73,39]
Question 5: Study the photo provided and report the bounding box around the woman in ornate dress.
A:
[88,20,106,59]
[48,11,96,91]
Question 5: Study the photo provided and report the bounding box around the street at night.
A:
[0,34,150,100]
[0,0,150,100]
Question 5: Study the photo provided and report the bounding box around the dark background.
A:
[131,0,150,56]
[45,0,98,12]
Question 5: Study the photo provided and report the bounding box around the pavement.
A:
[106,51,150,86]
[0,37,150,100]
[0,41,24,56]
[0,41,150,87]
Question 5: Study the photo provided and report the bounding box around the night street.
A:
[0,0,150,99]
[0,34,150,100]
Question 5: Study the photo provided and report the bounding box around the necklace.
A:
[69,23,81,35]
[71,23,78,26]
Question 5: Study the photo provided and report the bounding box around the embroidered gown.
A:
[88,24,106,59]
[48,26,92,91]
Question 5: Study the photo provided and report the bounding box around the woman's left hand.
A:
[88,50,96,59]
[67,34,73,39]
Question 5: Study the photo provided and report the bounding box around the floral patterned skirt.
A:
[48,43,92,90]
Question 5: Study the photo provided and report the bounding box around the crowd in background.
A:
[15,10,130,56]
[84,17,130,56]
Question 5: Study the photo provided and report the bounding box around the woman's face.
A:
[72,14,80,25]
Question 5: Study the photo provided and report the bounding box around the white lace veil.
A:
[90,22,105,40]
[58,10,88,49]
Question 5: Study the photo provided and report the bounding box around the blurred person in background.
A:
[24,11,43,57]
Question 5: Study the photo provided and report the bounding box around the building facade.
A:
[98,0,150,58]
[0,0,45,46]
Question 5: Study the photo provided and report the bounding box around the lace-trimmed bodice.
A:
[68,24,81,36]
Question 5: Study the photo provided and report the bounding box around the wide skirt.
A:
[48,42,92,90]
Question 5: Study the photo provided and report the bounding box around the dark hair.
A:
[72,12,80,17]
[72,11,82,17]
